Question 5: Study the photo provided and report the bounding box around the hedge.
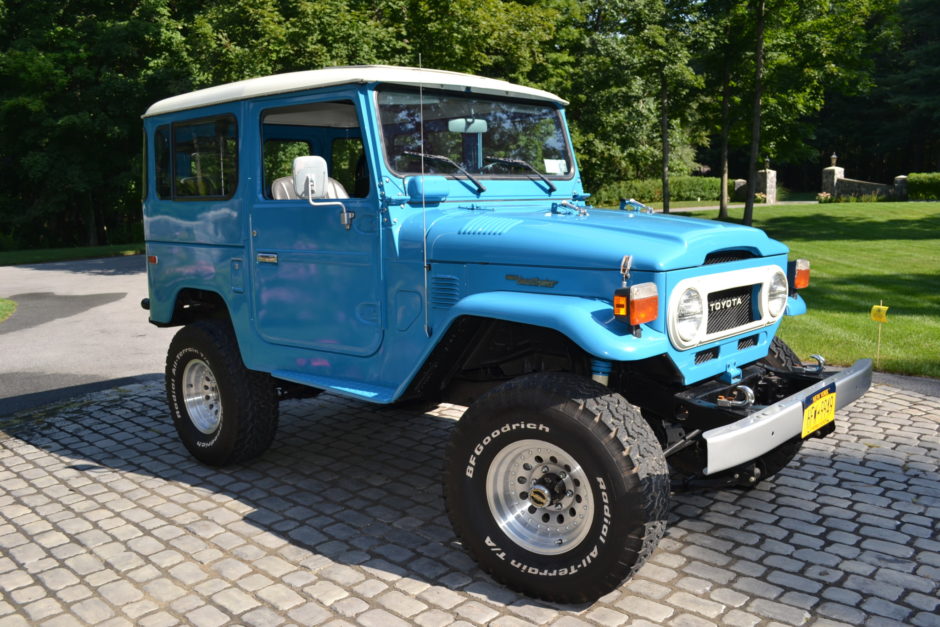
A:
[907,172,940,200]
[592,176,731,207]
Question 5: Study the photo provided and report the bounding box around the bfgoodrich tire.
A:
[443,373,669,603]
[165,321,278,466]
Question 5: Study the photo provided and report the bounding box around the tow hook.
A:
[717,384,755,409]
[807,354,826,373]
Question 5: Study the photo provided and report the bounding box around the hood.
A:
[423,207,788,271]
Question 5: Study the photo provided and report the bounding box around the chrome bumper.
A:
[701,359,873,475]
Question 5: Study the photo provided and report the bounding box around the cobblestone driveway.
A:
[1,382,938,626]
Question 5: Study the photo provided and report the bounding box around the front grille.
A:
[695,348,719,364]
[738,335,758,350]
[707,285,755,334]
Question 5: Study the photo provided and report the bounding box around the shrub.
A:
[907,172,940,200]
[816,191,832,203]
[0,232,17,252]
[593,177,731,206]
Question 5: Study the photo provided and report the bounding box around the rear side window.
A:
[170,116,238,199]
[155,126,171,199]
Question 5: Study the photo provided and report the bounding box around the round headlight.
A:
[676,288,704,342]
[768,271,788,317]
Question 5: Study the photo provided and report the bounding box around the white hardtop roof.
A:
[143,65,567,117]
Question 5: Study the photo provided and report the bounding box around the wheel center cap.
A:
[529,484,551,508]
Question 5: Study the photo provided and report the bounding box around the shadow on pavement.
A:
[14,254,145,276]
[0,292,127,334]
[0,374,162,418]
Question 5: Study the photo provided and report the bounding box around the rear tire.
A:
[443,373,669,603]
[165,321,278,466]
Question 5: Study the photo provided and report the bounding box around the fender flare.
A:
[442,291,670,361]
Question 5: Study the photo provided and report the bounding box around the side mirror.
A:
[293,155,328,199]
[406,175,450,204]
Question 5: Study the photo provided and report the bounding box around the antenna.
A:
[419,55,431,337]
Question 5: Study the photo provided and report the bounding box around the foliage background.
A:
[1,0,935,248]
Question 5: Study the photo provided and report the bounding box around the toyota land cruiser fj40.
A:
[141,66,872,603]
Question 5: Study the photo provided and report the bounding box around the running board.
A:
[271,370,396,404]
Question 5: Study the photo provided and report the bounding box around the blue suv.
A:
[141,66,872,602]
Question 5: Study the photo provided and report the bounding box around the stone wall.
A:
[822,158,907,200]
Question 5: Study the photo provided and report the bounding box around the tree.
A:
[0,0,192,247]
[576,0,703,198]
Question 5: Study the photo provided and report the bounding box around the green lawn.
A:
[698,202,940,378]
[0,298,15,323]
[0,243,144,266]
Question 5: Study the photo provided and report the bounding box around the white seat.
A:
[271,175,349,200]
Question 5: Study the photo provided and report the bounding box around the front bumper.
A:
[701,358,873,475]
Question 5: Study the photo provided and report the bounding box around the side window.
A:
[263,140,311,199]
[173,117,237,198]
[261,100,368,200]
[155,126,171,199]
[332,138,369,198]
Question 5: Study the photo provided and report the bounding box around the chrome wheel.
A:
[486,439,594,555]
[182,358,221,434]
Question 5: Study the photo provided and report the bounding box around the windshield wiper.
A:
[484,156,557,193]
[403,150,486,193]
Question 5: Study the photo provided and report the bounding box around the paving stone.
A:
[615,595,675,622]
[257,583,305,610]
[287,601,332,624]
[185,605,229,627]
[357,608,412,627]
[212,587,260,614]
[242,607,285,626]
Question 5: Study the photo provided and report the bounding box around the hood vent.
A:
[458,216,523,236]
[430,276,461,309]
[705,250,755,265]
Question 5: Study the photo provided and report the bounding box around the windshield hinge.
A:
[552,201,588,217]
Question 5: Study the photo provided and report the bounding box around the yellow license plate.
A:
[802,383,837,438]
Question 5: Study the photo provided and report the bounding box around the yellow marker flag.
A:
[870,305,889,323]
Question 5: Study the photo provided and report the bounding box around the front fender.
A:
[444,291,670,361]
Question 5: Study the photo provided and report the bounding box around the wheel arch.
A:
[150,287,234,328]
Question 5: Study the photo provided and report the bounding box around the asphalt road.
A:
[0,255,175,416]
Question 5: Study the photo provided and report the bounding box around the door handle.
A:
[256,253,278,264]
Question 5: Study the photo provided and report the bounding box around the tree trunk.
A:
[660,70,671,214]
[718,29,732,220]
[743,0,765,227]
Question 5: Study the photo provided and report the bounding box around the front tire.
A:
[165,321,278,466]
[751,336,804,481]
[443,373,669,603]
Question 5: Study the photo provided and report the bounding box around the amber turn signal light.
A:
[614,282,659,326]
[790,258,810,289]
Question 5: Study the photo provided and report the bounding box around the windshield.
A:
[376,88,572,179]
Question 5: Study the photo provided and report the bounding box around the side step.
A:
[271,370,396,404]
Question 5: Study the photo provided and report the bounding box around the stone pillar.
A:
[757,168,777,204]
[894,175,908,200]
[822,153,844,197]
